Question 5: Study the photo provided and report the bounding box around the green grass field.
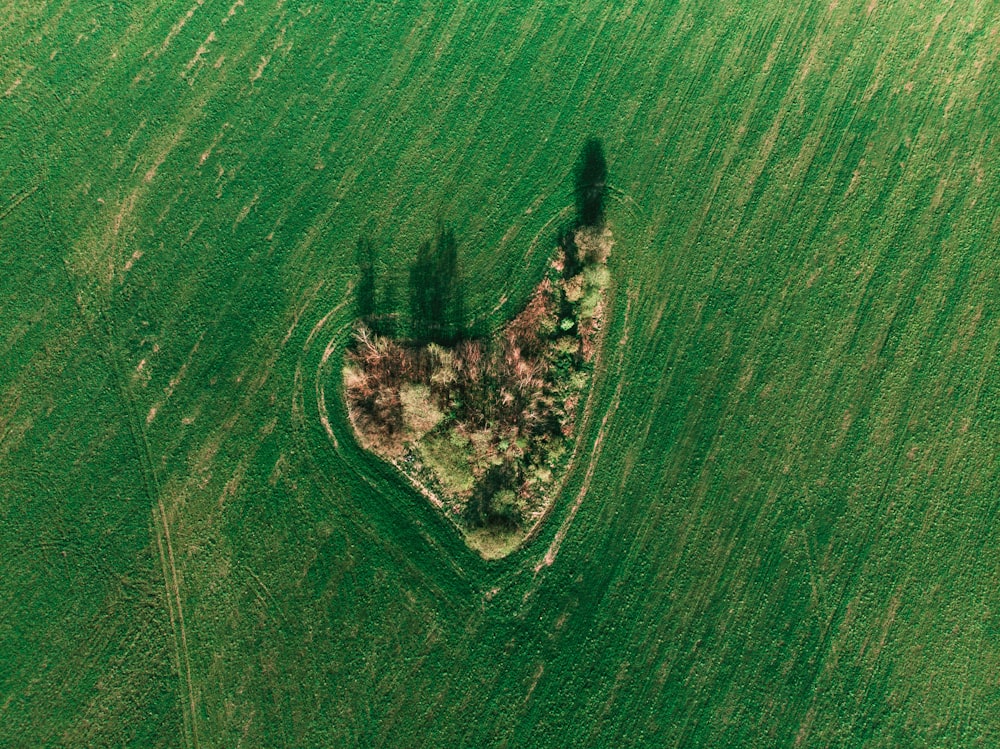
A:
[2,1,999,746]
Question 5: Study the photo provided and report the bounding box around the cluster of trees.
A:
[346,279,568,531]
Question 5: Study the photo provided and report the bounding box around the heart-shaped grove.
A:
[343,222,612,559]
[343,141,613,558]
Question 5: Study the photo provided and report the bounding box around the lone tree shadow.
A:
[355,236,376,322]
[408,221,465,345]
[355,236,397,336]
[575,138,608,228]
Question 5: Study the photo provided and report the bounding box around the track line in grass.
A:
[316,323,351,451]
[465,204,575,330]
[90,300,202,746]
[282,279,325,347]
[291,289,351,436]
[154,499,199,749]
[292,284,480,602]
[243,563,289,627]
[0,183,40,224]
[535,291,633,575]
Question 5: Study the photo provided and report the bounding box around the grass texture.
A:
[1,1,999,746]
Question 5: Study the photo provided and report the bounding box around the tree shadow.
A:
[575,137,608,228]
[408,221,465,345]
[355,236,376,321]
[355,236,397,336]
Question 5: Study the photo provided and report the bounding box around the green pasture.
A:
[2,0,999,746]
